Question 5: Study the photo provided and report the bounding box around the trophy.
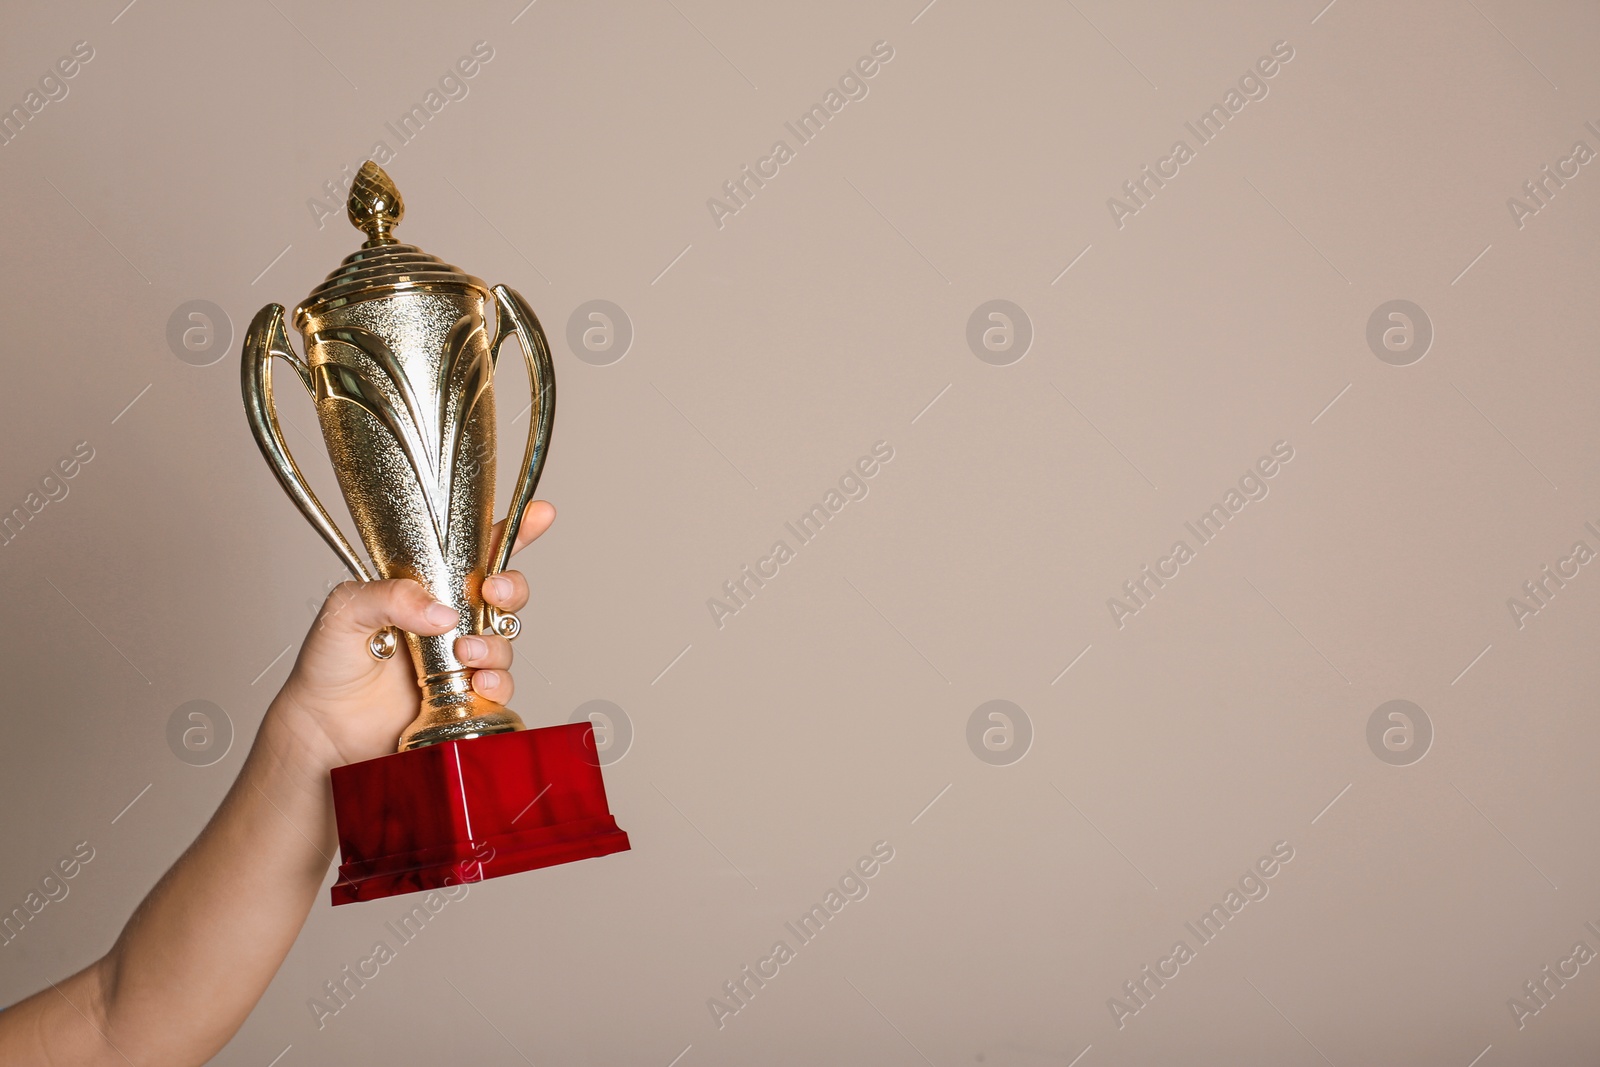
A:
[241,162,629,904]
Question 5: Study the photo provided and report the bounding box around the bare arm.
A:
[0,503,553,1066]
[23,701,348,1064]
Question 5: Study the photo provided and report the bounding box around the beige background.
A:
[3,0,1599,1062]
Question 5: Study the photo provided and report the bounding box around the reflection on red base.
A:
[329,723,630,905]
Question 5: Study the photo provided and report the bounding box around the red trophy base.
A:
[329,722,630,905]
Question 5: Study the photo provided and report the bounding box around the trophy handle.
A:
[242,303,375,583]
[484,284,556,639]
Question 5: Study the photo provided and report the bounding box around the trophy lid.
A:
[294,161,489,329]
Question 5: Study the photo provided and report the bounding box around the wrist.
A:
[256,694,345,795]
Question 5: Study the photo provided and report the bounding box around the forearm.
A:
[1,700,339,1066]
[0,562,541,1065]
[104,699,336,1061]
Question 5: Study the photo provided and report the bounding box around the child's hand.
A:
[274,501,555,774]
[0,500,560,1067]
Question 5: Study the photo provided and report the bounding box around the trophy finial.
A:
[347,161,404,245]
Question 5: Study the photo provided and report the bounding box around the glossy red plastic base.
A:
[329,722,629,905]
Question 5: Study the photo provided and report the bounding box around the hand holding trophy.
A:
[242,162,628,904]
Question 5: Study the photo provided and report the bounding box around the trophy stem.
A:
[399,670,525,751]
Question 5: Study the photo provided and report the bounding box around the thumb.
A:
[315,579,460,648]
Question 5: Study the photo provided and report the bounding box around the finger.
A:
[455,633,514,671]
[471,668,514,704]
[481,570,529,613]
[318,579,459,644]
[511,501,556,556]
[489,500,556,560]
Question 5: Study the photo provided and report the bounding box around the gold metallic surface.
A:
[242,162,555,752]
[346,161,404,244]
[368,628,398,660]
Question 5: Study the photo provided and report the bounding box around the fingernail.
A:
[484,575,510,600]
[426,602,459,627]
[478,671,500,691]
[459,636,487,661]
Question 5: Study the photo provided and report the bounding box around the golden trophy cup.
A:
[242,162,629,904]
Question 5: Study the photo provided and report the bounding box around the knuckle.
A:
[385,578,430,611]
[319,581,364,625]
